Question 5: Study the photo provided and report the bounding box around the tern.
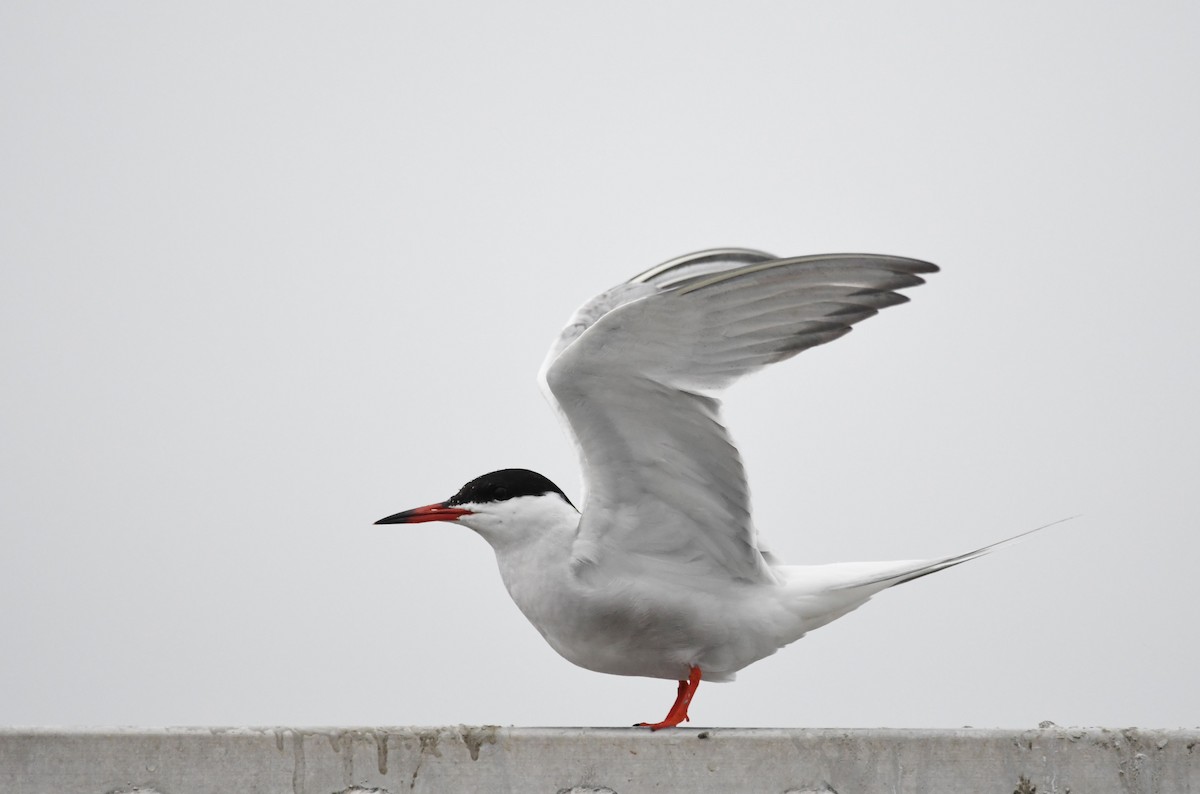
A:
[378,248,1047,729]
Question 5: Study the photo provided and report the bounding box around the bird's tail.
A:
[771,517,1076,639]
[828,515,1077,592]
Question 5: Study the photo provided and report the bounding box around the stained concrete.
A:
[2,726,1197,794]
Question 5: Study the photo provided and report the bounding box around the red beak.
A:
[375,502,472,524]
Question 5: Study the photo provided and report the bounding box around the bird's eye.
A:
[494,486,509,499]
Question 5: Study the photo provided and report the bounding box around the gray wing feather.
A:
[540,250,937,585]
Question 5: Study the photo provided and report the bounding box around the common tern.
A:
[378,248,1047,729]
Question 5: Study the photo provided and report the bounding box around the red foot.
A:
[635,666,702,731]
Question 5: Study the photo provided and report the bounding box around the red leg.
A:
[635,666,702,731]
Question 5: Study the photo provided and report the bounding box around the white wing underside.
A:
[539,249,938,587]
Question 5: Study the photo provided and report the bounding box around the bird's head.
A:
[375,468,578,547]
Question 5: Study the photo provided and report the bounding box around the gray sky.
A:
[3,2,1198,729]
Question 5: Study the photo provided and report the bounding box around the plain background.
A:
[2,2,1197,729]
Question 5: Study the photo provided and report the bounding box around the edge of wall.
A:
[3,725,1198,794]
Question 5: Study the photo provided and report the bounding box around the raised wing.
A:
[540,250,938,585]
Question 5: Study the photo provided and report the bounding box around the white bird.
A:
[377,248,1050,729]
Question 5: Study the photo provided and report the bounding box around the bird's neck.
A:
[485,501,580,617]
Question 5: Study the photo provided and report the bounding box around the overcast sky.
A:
[3,2,1198,730]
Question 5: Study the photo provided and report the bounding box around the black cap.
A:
[446,469,574,508]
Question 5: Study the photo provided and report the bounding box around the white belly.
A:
[499,557,791,682]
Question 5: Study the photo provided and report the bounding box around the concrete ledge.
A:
[2,726,1197,794]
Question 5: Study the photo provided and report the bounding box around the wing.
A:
[539,249,938,586]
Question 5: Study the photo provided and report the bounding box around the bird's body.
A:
[378,248,1049,727]
[474,485,922,684]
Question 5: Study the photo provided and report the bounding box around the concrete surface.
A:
[2,726,1197,794]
